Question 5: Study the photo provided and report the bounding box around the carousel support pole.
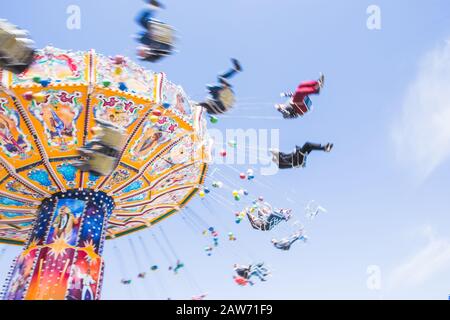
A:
[2,190,114,300]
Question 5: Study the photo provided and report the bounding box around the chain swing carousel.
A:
[0,46,211,300]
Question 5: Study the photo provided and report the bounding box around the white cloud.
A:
[392,40,450,180]
[388,226,450,289]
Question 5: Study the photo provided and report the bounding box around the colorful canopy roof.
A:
[0,47,211,245]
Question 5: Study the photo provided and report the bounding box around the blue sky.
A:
[2,0,450,300]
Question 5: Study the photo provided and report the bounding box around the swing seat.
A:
[291,95,313,116]
[76,122,126,176]
[0,20,35,74]
[218,86,236,109]
[150,20,175,46]
[137,20,175,63]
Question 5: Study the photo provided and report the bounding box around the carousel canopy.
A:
[0,46,211,245]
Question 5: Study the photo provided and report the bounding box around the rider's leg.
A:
[299,142,327,155]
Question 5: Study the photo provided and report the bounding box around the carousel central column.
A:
[2,190,114,300]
